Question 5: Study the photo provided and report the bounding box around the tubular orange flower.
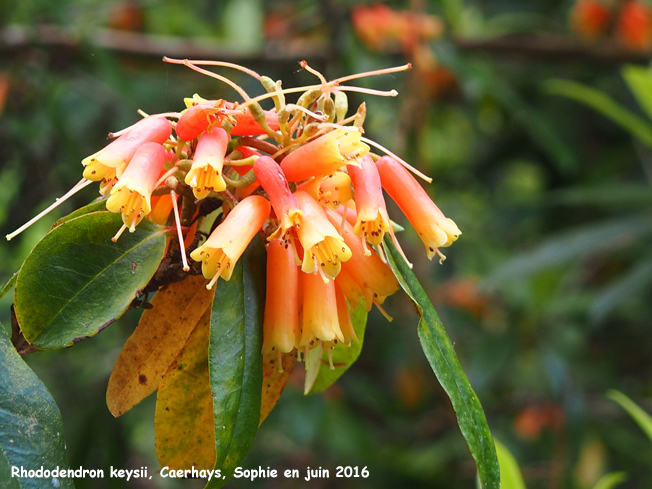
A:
[325,207,399,307]
[185,127,229,199]
[376,155,461,260]
[280,128,370,182]
[348,155,391,246]
[335,267,369,311]
[297,172,353,210]
[105,142,167,232]
[253,156,302,242]
[175,103,214,141]
[189,195,270,287]
[262,240,299,355]
[82,117,172,194]
[294,191,352,280]
[149,194,174,225]
[300,271,344,347]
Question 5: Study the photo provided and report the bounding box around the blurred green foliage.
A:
[2,0,652,488]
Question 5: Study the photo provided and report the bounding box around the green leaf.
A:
[622,64,652,121]
[591,257,652,321]
[592,472,627,489]
[483,215,652,287]
[307,301,368,394]
[206,237,266,489]
[546,79,652,149]
[495,439,526,489]
[14,211,166,349]
[383,237,499,489]
[51,199,108,229]
[0,325,74,489]
[0,271,18,300]
[608,390,652,444]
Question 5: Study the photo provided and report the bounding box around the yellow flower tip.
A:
[189,195,270,284]
[353,211,390,247]
[298,172,353,210]
[376,155,461,259]
[105,142,167,231]
[300,271,344,348]
[185,164,227,199]
[184,127,228,200]
[295,194,352,280]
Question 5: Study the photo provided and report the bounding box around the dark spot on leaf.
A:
[131,262,138,271]
[139,374,147,385]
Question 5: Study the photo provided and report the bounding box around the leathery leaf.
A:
[306,300,367,395]
[383,236,500,489]
[14,211,166,349]
[107,274,215,417]
[205,236,266,489]
[0,326,74,489]
[155,308,216,471]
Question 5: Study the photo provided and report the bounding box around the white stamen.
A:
[327,348,335,370]
[206,273,219,290]
[170,190,190,272]
[6,178,94,241]
[112,224,128,242]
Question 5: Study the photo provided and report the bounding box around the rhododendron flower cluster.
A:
[7,58,461,365]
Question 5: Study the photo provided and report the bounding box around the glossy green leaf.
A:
[495,440,526,489]
[206,237,266,489]
[608,390,652,444]
[0,325,74,489]
[622,64,652,121]
[307,301,368,394]
[383,236,499,489]
[0,271,18,300]
[546,79,652,148]
[303,344,323,395]
[593,472,627,489]
[14,211,166,349]
[51,199,108,229]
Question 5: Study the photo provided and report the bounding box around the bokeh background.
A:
[2,0,652,487]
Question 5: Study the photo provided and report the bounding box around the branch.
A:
[0,24,330,61]
[455,34,651,64]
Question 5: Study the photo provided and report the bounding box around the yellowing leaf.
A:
[260,350,296,425]
[106,274,215,417]
[155,308,215,470]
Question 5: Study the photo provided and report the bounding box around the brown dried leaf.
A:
[106,274,214,417]
[155,308,215,470]
[260,350,296,425]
